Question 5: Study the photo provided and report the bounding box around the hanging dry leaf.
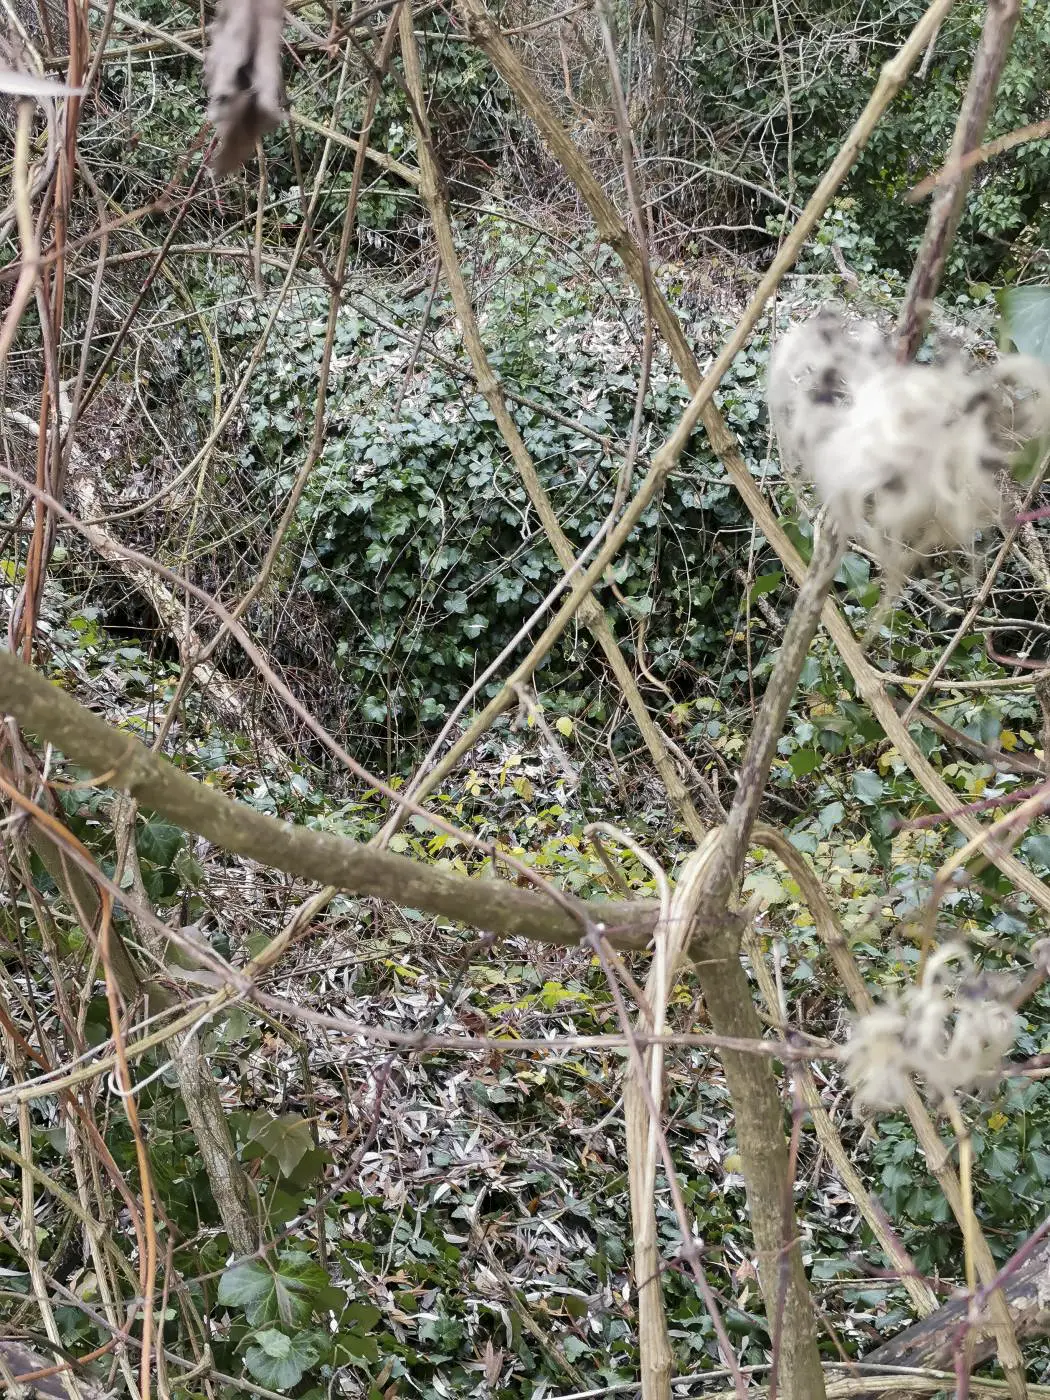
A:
[205,0,286,176]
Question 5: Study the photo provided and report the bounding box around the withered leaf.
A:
[205,0,286,176]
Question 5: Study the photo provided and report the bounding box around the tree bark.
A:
[862,1240,1050,1380]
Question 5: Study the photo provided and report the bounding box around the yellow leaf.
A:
[555,716,573,737]
[987,1111,1008,1132]
[1001,730,1018,751]
[878,747,899,774]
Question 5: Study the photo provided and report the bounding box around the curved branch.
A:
[0,645,658,949]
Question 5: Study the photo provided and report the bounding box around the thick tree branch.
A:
[0,645,658,949]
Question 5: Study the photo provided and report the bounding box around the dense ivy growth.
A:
[221,226,777,750]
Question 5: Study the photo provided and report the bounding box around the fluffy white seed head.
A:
[767,307,893,472]
[767,306,1050,575]
[842,1003,913,1114]
[844,946,1019,1117]
[807,360,1004,566]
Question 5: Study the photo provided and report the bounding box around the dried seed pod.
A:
[844,945,1019,1116]
[205,0,286,176]
[767,305,1050,578]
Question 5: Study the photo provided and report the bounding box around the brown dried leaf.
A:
[205,0,286,176]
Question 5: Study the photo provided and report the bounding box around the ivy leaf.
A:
[243,1329,323,1391]
[1023,832,1050,869]
[218,1253,326,1327]
[620,593,654,618]
[986,1145,1019,1181]
[334,1330,380,1363]
[788,748,821,777]
[742,871,788,906]
[333,1300,383,1364]
[852,769,884,805]
[219,1261,276,1323]
[835,551,870,594]
[136,818,184,868]
[998,285,1050,363]
[343,1300,381,1332]
[750,571,783,602]
[243,1113,315,1178]
[562,1335,591,1362]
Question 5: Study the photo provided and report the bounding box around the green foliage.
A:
[668,0,1050,287]
[219,223,772,753]
[219,1253,329,1328]
[999,283,1050,360]
[22,572,1050,1393]
[240,1111,328,1181]
[24,10,1050,1390]
[243,1328,325,1391]
[217,1248,383,1391]
[869,1073,1050,1275]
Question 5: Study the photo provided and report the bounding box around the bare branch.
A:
[0,643,658,950]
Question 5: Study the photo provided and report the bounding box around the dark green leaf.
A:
[218,1253,326,1327]
[835,551,870,593]
[750,572,783,601]
[243,1113,315,1178]
[137,818,184,868]
[788,748,821,777]
[1023,833,1050,869]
